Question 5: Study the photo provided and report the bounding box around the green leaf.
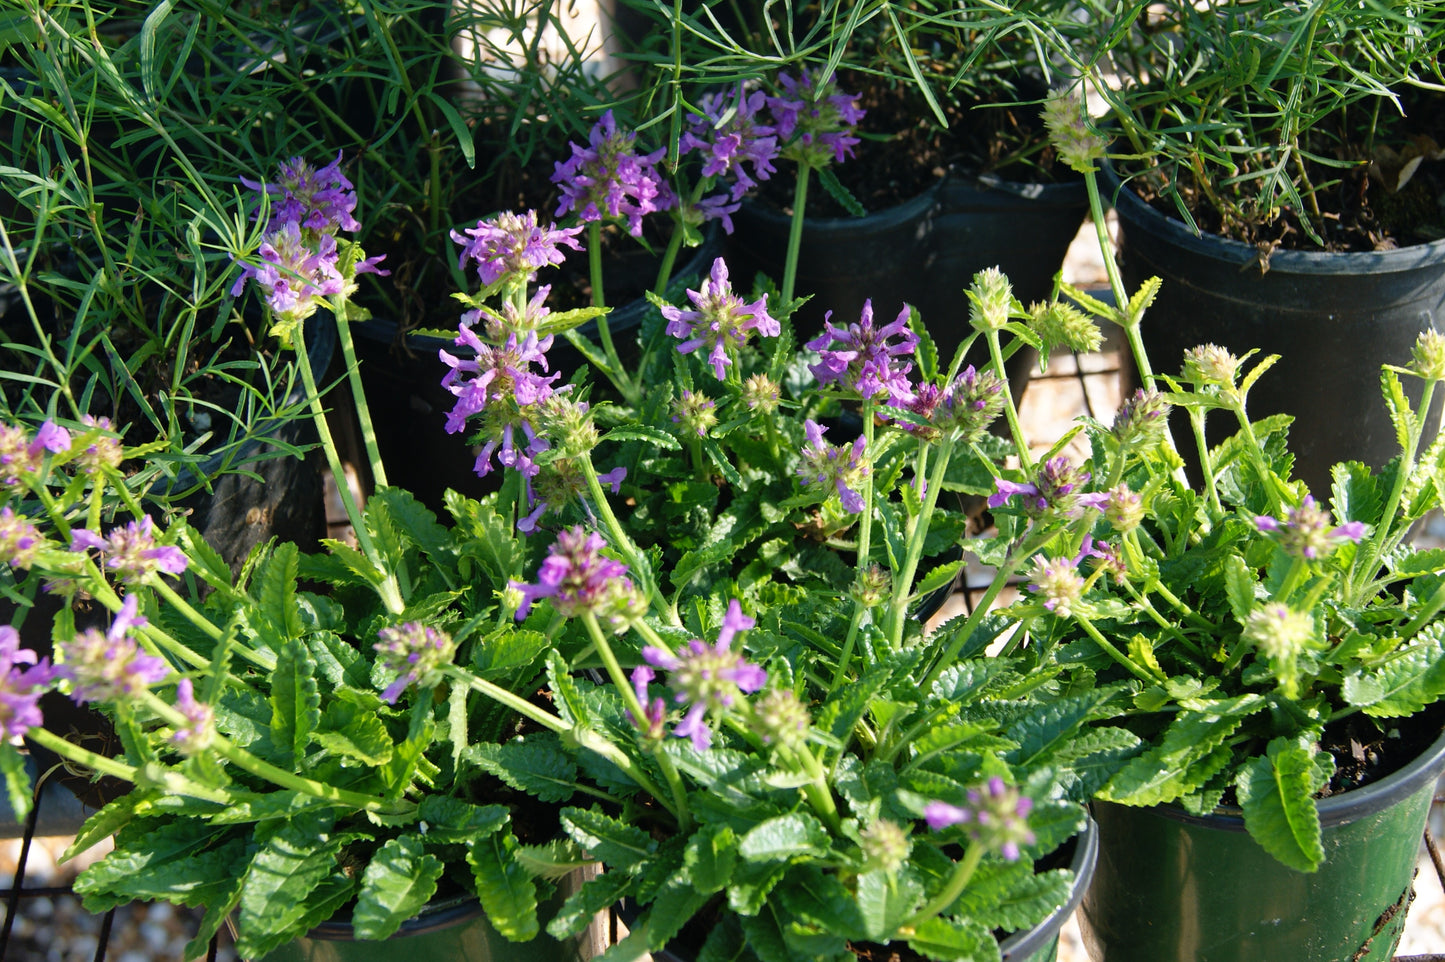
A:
[562,807,658,867]
[417,796,509,845]
[315,698,394,766]
[1222,553,1257,626]
[256,541,303,640]
[856,868,923,941]
[1100,697,1264,806]
[1332,460,1382,526]
[64,794,142,861]
[1235,738,1332,872]
[548,869,632,940]
[353,836,445,940]
[467,735,578,803]
[777,864,868,940]
[75,828,249,911]
[817,165,866,217]
[1382,367,1413,451]
[1007,692,1108,767]
[182,871,244,961]
[473,627,551,678]
[685,824,739,894]
[906,915,997,962]
[514,838,594,881]
[1354,633,1445,717]
[914,559,966,598]
[424,90,476,167]
[738,811,831,862]
[1125,275,1162,327]
[269,638,320,770]
[727,858,788,916]
[467,829,539,942]
[603,424,681,450]
[237,811,344,944]
[646,871,715,949]
[306,631,372,690]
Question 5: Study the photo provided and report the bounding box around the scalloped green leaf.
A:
[1236,738,1332,872]
[856,867,923,941]
[777,864,868,940]
[353,836,444,940]
[1331,460,1382,526]
[646,871,715,949]
[1,744,32,825]
[561,806,658,867]
[315,698,394,766]
[906,915,997,962]
[548,868,633,940]
[738,811,831,862]
[1353,630,1445,717]
[416,796,508,844]
[684,823,739,894]
[473,627,551,679]
[236,811,343,944]
[1099,697,1263,806]
[603,424,681,450]
[467,735,578,803]
[256,541,302,640]
[727,858,788,916]
[467,829,538,942]
[269,638,320,770]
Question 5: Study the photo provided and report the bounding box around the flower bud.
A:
[858,819,912,875]
[1181,344,1242,390]
[852,564,891,608]
[741,374,782,414]
[673,390,719,438]
[750,688,810,752]
[1104,484,1145,534]
[1112,389,1171,447]
[1027,555,1085,618]
[968,267,1014,333]
[1028,300,1103,356]
[1410,329,1445,382]
[1042,88,1109,174]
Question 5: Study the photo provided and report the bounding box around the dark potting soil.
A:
[755,70,1076,220]
[1317,698,1445,798]
[1120,86,1445,254]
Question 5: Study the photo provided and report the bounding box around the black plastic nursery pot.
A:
[1107,168,1445,496]
[635,818,1098,962]
[245,894,594,962]
[1078,718,1445,962]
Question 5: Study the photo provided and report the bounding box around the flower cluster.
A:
[55,596,169,705]
[989,455,1108,520]
[0,627,54,743]
[0,420,70,487]
[769,68,865,169]
[925,777,1037,861]
[807,300,919,405]
[70,516,188,585]
[797,419,870,513]
[374,622,458,704]
[1254,495,1366,560]
[510,526,642,626]
[662,258,779,380]
[232,153,388,338]
[552,111,674,238]
[640,600,766,751]
[452,210,584,289]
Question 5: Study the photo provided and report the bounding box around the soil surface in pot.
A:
[755,70,1077,219]
[1317,698,1445,798]
[1119,86,1445,253]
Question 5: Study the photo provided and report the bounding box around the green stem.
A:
[330,297,388,489]
[790,743,842,833]
[294,331,404,615]
[586,222,637,405]
[986,328,1033,472]
[1084,164,1154,391]
[27,726,142,785]
[830,400,878,691]
[781,165,812,306]
[887,437,957,647]
[1074,612,1158,684]
[579,455,665,615]
[446,668,568,735]
[1187,407,1223,516]
[588,617,693,830]
[903,843,985,929]
[213,739,404,813]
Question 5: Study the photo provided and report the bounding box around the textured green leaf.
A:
[1382,367,1413,451]
[561,807,658,867]
[1,743,32,824]
[1332,460,1383,526]
[603,424,681,450]
[353,836,445,940]
[738,811,831,862]
[738,905,793,962]
[646,871,715,949]
[64,794,142,861]
[548,869,632,940]
[1222,553,1257,626]
[727,858,788,916]
[855,868,923,941]
[472,627,551,679]
[369,487,451,555]
[269,638,320,770]
[304,631,372,690]
[977,868,1072,933]
[467,829,539,941]
[182,871,244,961]
[684,824,739,894]
[256,541,303,639]
[417,795,508,844]
[906,915,997,962]
[547,651,589,727]
[237,811,343,942]
[209,791,334,825]
[1356,634,1445,717]
[467,735,578,803]
[1236,738,1332,872]
[777,864,868,940]
[1006,692,1106,767]
[315,698,394,766]
[513,838,593,881]
[236,872,357,960]
[914,559,966,598]
[1100,698,1263,806]
[75,830,249,911]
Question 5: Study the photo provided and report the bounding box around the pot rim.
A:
[1139,712,1445,833]
[738,179,942,231]
[1103,163,1445,276]
[294,893,484,942]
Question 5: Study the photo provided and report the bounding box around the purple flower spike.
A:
[510,526,635,621]
[1254,495,1367,560]
[925,777,1036,861]
[69,516,187,585]
[241,151,361,234]
[0,507,43,569]
[551,111,675,238]
[171,679,215,755]
[662,258,779,380]
[768,69,865,169]
[627,665,668,740]
[374,622,457,704]
[797,419,870,514]
[988,456,1108,520]
[640,600,766,751]
[229,223,346,317]
[0,420,71,486]
[452,210,584,287]
[806,301,918,405]
[680,85,780,200]
[0,626,55,743]
[56,595,169,704]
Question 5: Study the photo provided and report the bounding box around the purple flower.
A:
[797,419,870,514]
[1026,554,1086,617]
[662,258,779,379]
[510,526,635,620]
[0,419,70,486]
[241,151,361,234]
[672,390,719,438]
[680,85,780,200]
[627,666,668,740]
[933,366,1006,442]
[806,301,918,405]
[551,111,675,238]
[987,456,1108,520]
[230,223,346,317]
[641,600,766,751]
[690,192,743,234]
[170,679,214,755]
[768,69,865,168]
[56,595,169,704]
[0,626,55,743]
[924,777,1036,861]
[1254,495,1366,560]
[452,210,584,287]
[74,415,123,474]
[374,622,458,704]
[0,507,43,569]
[70,516,188,584]
[440,327,560,435]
